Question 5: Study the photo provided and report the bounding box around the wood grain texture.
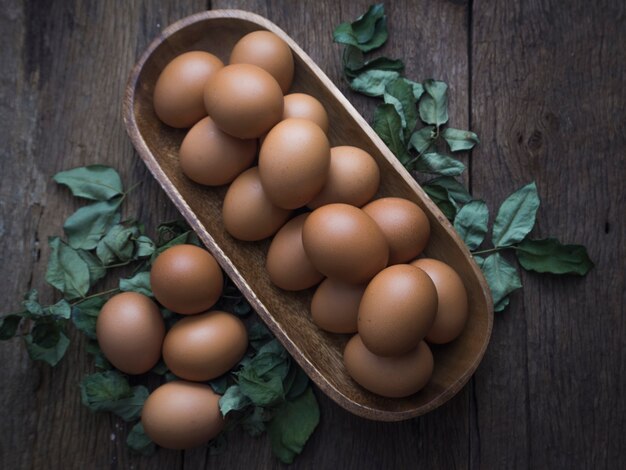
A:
[1,0,624,469]
[471,0,626,468]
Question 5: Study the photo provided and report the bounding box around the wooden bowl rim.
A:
[123,9,494,421]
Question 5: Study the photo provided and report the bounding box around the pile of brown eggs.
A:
[97,244,244,449]
[151,31,470,399]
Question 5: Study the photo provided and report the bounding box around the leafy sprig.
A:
[0,165,319,463]
[333,4,593,312]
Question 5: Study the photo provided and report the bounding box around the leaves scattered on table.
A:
[218,322,320,464]
[334,4,594,313]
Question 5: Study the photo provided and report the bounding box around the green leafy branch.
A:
[0,165,319,463]
[333,3,593,312]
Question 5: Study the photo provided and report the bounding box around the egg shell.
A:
[96,292,165,374]
[153,51,223,128]
[265,213,324,291]
[358,264,438,356]
[229,30,294,93]
[282,93,329,133]
[308,146,380,209]
[142,381,225,449]
[204,63,283,139]
[179,116,257,186]
[150,244,223,315]
[302,203,388,284]
[259,118,330,209]
[163,311,248,381]
[362,197,431,265]
[311,278,366,333]
[222,167,292,241]
[343,335,434,398]
[411,258,469,344]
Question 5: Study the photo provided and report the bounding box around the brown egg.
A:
[142,381,225,449]
[230,30,294,93]
[163,311,247,381]
[358,264,437,356]
[259,118,330,209]
[222,167,292,241]
[362,197,431,264]
[150,244,223,315]
[266,214,324,291]
[411,258,469,344]
[282,93,329,133]
[204,63,283,139]
[96,292,164,374]
[311,278,366,333]
[344,335,434,398]
[308,146,380,209]
[302,203,388,284]
[179,116,257,186]
[154,51,223,128]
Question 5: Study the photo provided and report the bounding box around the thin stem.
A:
[471,246,518,256]
[71,287,120,306]
[103,260,133,269]
[406,136,436,167]
[124,181,142,197]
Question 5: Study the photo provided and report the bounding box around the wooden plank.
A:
[0,0,204,468]
[471,0,626,468]
[184,1,472,468]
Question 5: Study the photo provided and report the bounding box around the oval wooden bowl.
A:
[123,10,493,421]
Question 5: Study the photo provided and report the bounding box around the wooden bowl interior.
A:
[128,12,492,420]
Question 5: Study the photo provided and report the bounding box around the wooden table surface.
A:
[1,1,624,469]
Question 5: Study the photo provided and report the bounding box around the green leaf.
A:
[423,176,472,212]
[135,235,155,258]
[515,238,594,275]
[126,422,156,456]
[46,299,71,320]
[23,289,44,316]
[80,371,148,421]
[492,182,540,247]
[284,366,309,400]
[403,79,424,100]
[72,296,106,339]
[409,126,436,154]
[0,315,23,340]
[24,328,70,366]
[96,223,138,265]
[248,322,272,350]
[64,197,122,250]
[46,237,91,299]
[414,152,465,176]
[350,70,400,97]
[384,78,418,135]
[333,4,387,52]
[342,46,404,78]
[373,103,410,164]
[454,200,489,250]
[119,271,152,297]
[268,387,320,464]
[76,249,107,287]
[494,296,510,312]
[480,253,522,312]
[219,385,252,416]
[54,165,123,201]
[238,369,284,407]
[208,374,229,394]
[241,406,268,437]
[419,79,449,127]
[233,299,252,316]
[86,340,112,370]
[442,128,480,152]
